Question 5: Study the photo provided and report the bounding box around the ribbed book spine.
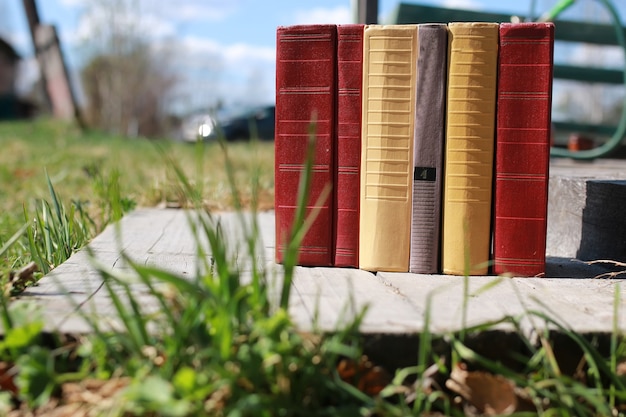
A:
[442,22,499,275]
[335,24,364,268]
[275,25,337,266]
[410,23,448,274]
[493,22,554,277]
[359,24,418,272]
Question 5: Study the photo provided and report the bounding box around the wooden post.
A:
[21,0,51,112]
[21,0,84,127]
[356,0,378,24]
[35,25,84,125]
[22,0,41,45]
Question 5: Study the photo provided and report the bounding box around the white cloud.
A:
[174,36,275,109]
[181,36,274,65]
[441,0,483,10]
[60,0,237,21]
[223,43,275,64]
[164,2,238,22]
[67,0,236,48]
[58,0,86,6]
[293,6,352,25]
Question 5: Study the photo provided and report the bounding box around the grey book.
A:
[410,24,448,274]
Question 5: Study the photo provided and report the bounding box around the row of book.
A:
[274,21,554,277]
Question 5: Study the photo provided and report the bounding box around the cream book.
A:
[441,22,499,275]
[359,24,418,272]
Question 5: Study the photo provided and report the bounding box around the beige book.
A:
[442,22,499,275]
[359,24,418,272]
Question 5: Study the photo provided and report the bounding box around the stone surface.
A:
[547,158,626,259]
[10,202,626,339]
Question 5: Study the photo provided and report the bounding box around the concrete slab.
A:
[547,158,626,260]
[11,203,626,339]
[7,157,626,346]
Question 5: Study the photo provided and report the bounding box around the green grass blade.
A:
[0,222,29,259]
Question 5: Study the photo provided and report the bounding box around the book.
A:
[359,24,418,272]
[335,24,365,268]
[441,22,499,276]
[410,23,448,274]
[275,24,337,266]
[493,22,555,277]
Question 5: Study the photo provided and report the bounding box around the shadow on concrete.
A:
[546,256,625,278]
[577,180,626,263]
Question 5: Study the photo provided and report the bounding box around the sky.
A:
[1,0,625,115]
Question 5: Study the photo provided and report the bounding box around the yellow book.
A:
[442,22,499,275]
[359,24,418,272]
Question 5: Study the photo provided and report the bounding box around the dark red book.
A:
[493,22,555,277]
[275,25,337,266]
[334,24,364,268]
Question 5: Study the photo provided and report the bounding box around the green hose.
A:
[539,0,576,22]
[545,0,626,159]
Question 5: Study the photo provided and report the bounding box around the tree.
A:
[78,0,178,137]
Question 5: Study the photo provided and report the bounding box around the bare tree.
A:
[78,0,178,137]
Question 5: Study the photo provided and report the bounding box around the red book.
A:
[493,22,555,277]
[334,24,364,268]
[275,25,337,266]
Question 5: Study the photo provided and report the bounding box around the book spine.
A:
[275,25,337,266]
[359,24,418,272]
[493,22,554,277]
[441,22,499,275]
[410,24,448,274]
[335,24,364,268]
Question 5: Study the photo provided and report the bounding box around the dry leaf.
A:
[7,262,39,293]
[446,364,517,416]
[0,361,18,395]
[337,356,391,396]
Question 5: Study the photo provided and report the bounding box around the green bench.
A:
[387,2,626,159]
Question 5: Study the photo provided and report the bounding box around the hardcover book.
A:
[441,22,499,275]
[335,24,364,268]
[410,23,448,274]
[359,24,418,272]
[493,22,555,277]
[275,24,337,266]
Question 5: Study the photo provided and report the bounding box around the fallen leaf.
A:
[337,356,391,396]
[8,262,39,293]
[0,361,18,394]
[445,363,517,416]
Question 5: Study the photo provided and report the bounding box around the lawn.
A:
[0,118,274,277]
[1,119,626,416]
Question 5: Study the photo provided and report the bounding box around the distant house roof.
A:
[0,37,20,62]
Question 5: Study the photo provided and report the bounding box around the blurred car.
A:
[215,105,275,141]
[179,113,217,142]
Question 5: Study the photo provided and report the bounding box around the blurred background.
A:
[0,0,624,142]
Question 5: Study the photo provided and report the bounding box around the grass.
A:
[0,118,274,286]
[1,119,626,415]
